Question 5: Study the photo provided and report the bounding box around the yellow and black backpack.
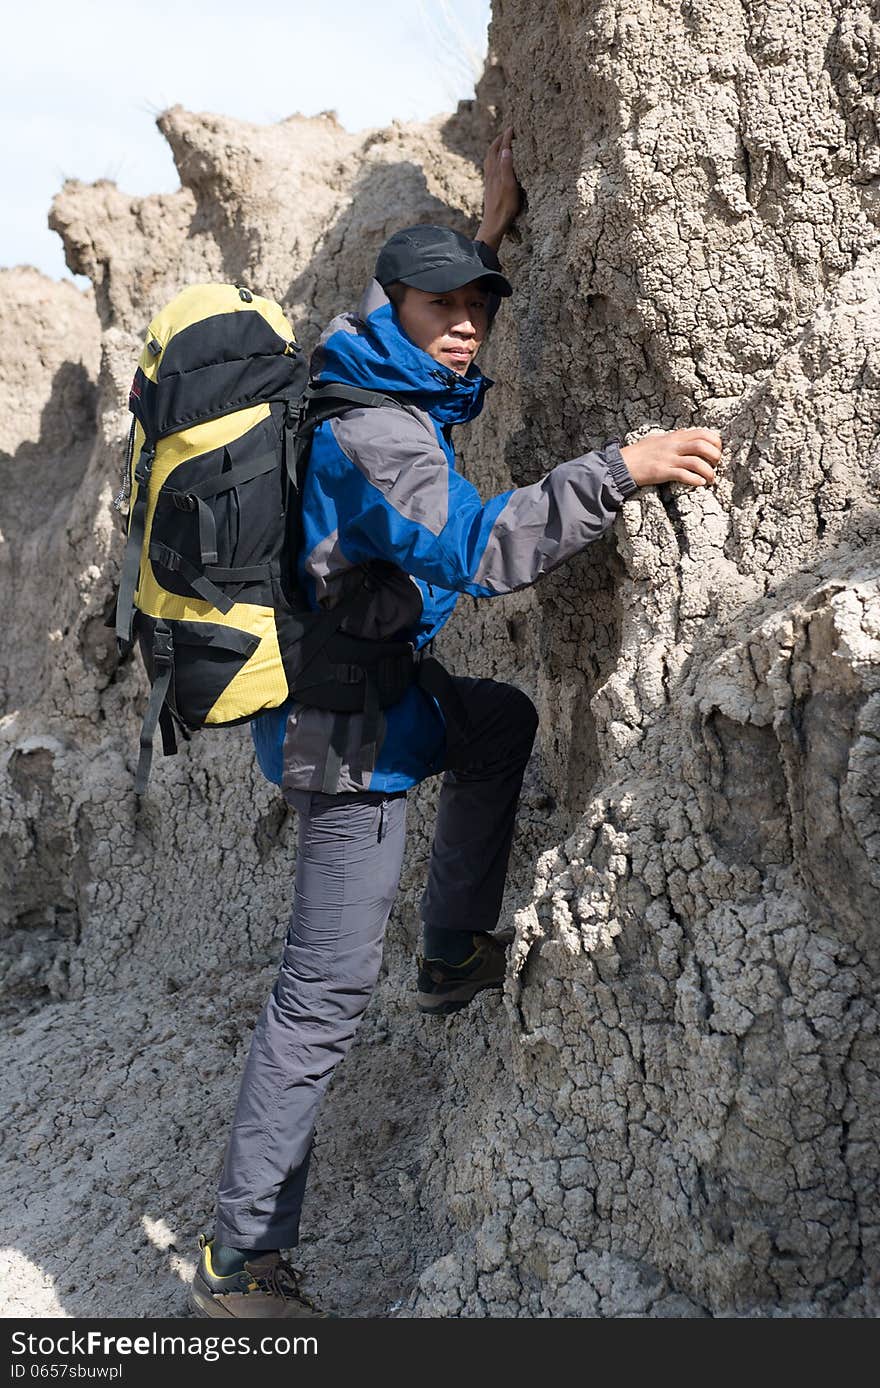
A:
[114,282,441,795]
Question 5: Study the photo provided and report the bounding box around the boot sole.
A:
[416,977,504,1015]
[189,1275,328,1319]
[189,1278,233,1318]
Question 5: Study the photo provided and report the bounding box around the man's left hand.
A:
[476,126,522,252]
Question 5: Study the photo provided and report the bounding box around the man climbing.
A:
[189,128,722,1317]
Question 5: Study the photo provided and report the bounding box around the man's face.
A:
[395,281,489,374]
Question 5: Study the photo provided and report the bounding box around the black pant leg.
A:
[420,677,538,933]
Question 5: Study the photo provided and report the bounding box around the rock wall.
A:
[1,0,878,1318]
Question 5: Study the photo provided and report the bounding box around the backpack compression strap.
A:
[115,440,156,647]
[134,620,175,795]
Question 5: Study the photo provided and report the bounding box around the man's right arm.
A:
[326,406,639,598]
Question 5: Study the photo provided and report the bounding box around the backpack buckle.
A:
[150,543,179,572]
[171,492,196,511]
[134,447,155,487]
[152,628,174,670]
[337,664,364,685]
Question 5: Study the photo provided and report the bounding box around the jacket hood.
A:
[310,279,493,427]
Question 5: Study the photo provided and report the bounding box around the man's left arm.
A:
[476,126,521,253]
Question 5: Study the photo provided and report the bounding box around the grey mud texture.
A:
[1,0,878,1318]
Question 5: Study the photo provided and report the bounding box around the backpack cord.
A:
[113,419,136,514]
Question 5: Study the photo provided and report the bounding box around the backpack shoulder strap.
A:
[283,380,420,585]
[286,381,412,488]
[305,381,409,413]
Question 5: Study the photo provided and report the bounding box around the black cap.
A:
[375,225,513,298]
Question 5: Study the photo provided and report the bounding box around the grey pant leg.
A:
[420,677,538,934]
[214,788,407,1251]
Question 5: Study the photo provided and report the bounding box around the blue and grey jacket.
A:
[252,276,638,793]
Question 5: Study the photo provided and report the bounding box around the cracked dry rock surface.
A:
[2,0,879,1319]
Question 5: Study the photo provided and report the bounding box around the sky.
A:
[1,0,491,283]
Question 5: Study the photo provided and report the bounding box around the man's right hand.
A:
[621,428,722,489]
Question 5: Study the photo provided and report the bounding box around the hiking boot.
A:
[188,1234,331,1318]
[416,932,508,1016]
